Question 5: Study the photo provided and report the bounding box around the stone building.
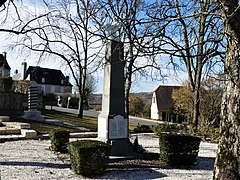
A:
[13,62,72,95]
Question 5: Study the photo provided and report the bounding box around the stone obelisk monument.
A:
[98,24,133,156]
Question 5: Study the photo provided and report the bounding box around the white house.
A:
[151,85,182,122]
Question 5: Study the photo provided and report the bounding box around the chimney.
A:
[21,62,27,80]
[66,76,69,83]
[2,52,6,60]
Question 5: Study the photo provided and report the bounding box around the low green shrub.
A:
[198,126,220,143]
[133,125,154,133]
[208,127,220,142]
[49,129,70,153]
[159,134,201,165]
[153,123,219,142]
[68,140,111,177]
[153,123,188,136]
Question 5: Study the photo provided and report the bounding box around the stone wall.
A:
[0,93,28,115]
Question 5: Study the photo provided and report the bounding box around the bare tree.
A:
[0,1,48,35]
[148,0,225,127]
[213,0,240,179]
[17,0,103,118]
[73,73,96,108]
[0,0,26,34]
[97,0,162,117]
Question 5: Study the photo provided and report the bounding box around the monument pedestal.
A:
[111,139,133,156]
[22,110,45,121]
[98,114,133,156]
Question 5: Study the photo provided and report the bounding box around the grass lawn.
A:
[11,109,97,134]
[42,109,98,129]
[12,109,141,135]
[42,109,140,133]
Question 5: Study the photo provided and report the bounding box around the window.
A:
[41,85,45,95]
[60,86,64,93]
[51,86,55,93]
[153,97,156,103]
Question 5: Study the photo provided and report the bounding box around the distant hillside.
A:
[89,92,153,110]
[131,92,153,104]
[88,94,102,110]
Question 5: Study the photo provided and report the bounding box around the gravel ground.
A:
[0,134,217,180]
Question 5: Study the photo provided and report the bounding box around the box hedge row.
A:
[159,134,201,165]
[49,130,70,153]
[68,140,111,177]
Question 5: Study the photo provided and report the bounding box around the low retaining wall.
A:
[0,93,27,115]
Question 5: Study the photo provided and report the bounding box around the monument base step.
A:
[0,134,26,141]
[3,122,31,129]
[0,127,21,135]
[0,121,37,140]
[21,129,37,138]
[0,116,10,122]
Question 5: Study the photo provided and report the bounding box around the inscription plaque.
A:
[109,115,128,139]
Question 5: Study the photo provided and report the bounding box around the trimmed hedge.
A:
[68,140,111,177]
[0,77,13,92]
[133,125,154,133]
[159,134,201,165]
[49,130,70,153]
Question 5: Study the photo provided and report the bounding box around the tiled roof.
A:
[154,85,181,111]
[26,66,72,86]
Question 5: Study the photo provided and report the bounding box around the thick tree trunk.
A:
[213,1,240,179]
[214,81,240,179]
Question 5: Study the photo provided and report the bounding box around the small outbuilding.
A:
[151,85,186,123]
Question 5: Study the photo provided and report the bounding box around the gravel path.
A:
[0,134,217,180]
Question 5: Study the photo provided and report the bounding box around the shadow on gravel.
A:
[98,169,168,180]
[0,161,70,169]
[193,156,215,171]
[107,153,215,172]
[162,156,215,171]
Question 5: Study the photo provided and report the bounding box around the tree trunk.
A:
[125,77,131,117]
[213,1,240,179]
[125,39,134,118]
[214,81,240,179]
[77,95,84,118]
[78,73,86,119]
[192,89,200,127]
[77,75,83,118]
